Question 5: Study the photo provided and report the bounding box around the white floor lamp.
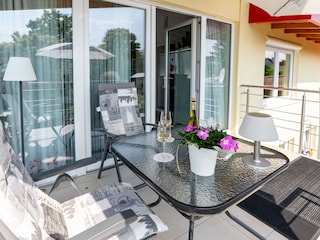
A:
[239,112,278,169]
[3,57,37,164]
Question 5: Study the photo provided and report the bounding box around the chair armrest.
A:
[69,209,137,240]
[143,122,157,131]
[143,123,157,127]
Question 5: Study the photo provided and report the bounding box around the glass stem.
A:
[162,142,166,153]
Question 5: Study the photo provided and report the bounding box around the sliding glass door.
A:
[0,1,75,177]
[0,0,232,180]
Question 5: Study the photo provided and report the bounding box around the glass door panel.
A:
[202,19,231,129]
[89,1,146,160]
[278,52,290,96]
[264,50,276,97]
[165,21,196,125]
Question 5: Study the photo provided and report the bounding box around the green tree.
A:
[0,9,72,59]
[99,28,144,77]
[26,10,72,45]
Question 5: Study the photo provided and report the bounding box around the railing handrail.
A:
[240,84,320,159]
[241,84,320,94]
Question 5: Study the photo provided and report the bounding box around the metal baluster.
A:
[299,93,306,154]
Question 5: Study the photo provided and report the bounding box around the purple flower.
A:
[220,136,238,152]
[196,128,209,140]
[180,125,239,153]
[233,141,239,152]
[184,125,197,132]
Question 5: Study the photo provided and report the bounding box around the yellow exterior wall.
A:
[151,0,240,21]
[298,43,320,85]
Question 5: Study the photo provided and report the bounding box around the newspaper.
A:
[99,85,144,136]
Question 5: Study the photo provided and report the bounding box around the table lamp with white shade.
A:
[3,57,37,163]
[239,112,278,169]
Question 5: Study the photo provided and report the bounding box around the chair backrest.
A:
[0,121,68,239]
[0,119,168,239]
[98,83,144,136]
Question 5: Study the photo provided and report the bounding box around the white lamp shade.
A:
[3,57,37,81]
[239,112,278,141]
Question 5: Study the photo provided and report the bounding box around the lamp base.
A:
[242,155,271,169]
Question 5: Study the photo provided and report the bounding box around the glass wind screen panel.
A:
[0,0,74,177]
[89,1,146,159]
[204,19,231,129]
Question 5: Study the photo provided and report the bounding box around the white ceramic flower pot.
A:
[188,144,218,176]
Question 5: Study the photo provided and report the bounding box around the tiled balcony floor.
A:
[39,164,293,240]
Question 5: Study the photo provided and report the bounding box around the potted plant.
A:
[176,125,238,176]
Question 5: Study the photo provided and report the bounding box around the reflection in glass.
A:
[0,0,74,177]
[89,1,146,159]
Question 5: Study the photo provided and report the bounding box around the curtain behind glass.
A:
[204,19,231,129]
[89,1,146,159]
[0,0,74,177]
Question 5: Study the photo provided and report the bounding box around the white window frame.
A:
[263,37,301,109]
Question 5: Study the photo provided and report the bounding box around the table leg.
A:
[225,210,266,239]
[188,215,195,240]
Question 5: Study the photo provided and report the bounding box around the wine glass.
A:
[153,122,175,162]
[160,110,174,142]
[160,110,172,127]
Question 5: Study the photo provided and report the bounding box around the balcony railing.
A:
[240,85,320,159]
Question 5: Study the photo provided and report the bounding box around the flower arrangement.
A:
[175,125,238,173]
[178,125,239,151]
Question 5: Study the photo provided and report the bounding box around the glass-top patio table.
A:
[111,127,289,239]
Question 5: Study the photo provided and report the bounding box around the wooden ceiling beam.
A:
[297,33,320,37]
[271,23,319,29]
[306,37,320,40]
[285,29,320,33]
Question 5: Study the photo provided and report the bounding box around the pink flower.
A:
[184,125,197,132]
[220,136,238,152]
[196,128,209,140]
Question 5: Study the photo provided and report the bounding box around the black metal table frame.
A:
[111,129,289,240]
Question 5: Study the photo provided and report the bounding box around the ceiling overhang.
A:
[249,4,320,44]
